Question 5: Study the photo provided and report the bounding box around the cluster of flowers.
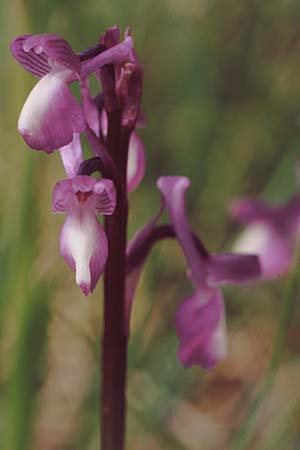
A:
[11,27,300,370]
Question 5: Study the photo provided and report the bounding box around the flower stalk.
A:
[102,109,129,450]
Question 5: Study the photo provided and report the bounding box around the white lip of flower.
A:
[18,69,72,137]
[64,210,99,290]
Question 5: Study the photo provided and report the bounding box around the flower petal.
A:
[176,288,227,369]
[11,34,81,78]
[10,35,50,77]
[52,175,115,294]
[18,72,85,152]
[118,61,143,129]
[232,223,292,279]
[80,78,100,137]
[99,26,120,47]
[93,179,117,215]
[81,35,133,78]
[60,211,108,295]
[230,195,300,279]
[157,176,207,286]
[207,252,261,285]
[127,132,146,193]
[52,175,116,215]
[52,179,71,213]
[100,109,108,136]
[230,195,300,235]
[59,133,83,178]
[230,198,279,228]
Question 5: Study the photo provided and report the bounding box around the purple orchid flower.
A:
[10,33,133,153]
[52,175,116,295]
[230,195,300,279]
[126,176,261,369]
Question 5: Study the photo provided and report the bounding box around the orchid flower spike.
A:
[230,195,300,279]
[11,33,133,153]
[126,176,261,369]
[52,175,116,295]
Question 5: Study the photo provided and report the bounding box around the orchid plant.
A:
[11,27,263,450]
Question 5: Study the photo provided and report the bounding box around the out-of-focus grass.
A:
[0,157,56,450]
[1,0,300,449]
[231,249,300,450]
[0,4,58,450]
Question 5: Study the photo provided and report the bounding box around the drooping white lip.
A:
[56,181,110,295]
[61,210,100,294]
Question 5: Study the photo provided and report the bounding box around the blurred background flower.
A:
[1,0,300,449]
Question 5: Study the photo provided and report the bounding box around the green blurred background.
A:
[1,0,300,449]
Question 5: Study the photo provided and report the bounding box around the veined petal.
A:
[18,71,85,152]
[60,211,108,295]
[207,252,261,285]
[59,133,83,178]
[11,35,50,77]
[157,176,207,286]
[93,179,117,215]
[127,132,145,193]
[175,288,227,369]
[11,34,81,78]
[52,178,71,213]
[52,175,116,216]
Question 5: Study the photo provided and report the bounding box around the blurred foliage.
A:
[1,0,300,449]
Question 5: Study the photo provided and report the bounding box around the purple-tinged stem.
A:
[101,109,129,450]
